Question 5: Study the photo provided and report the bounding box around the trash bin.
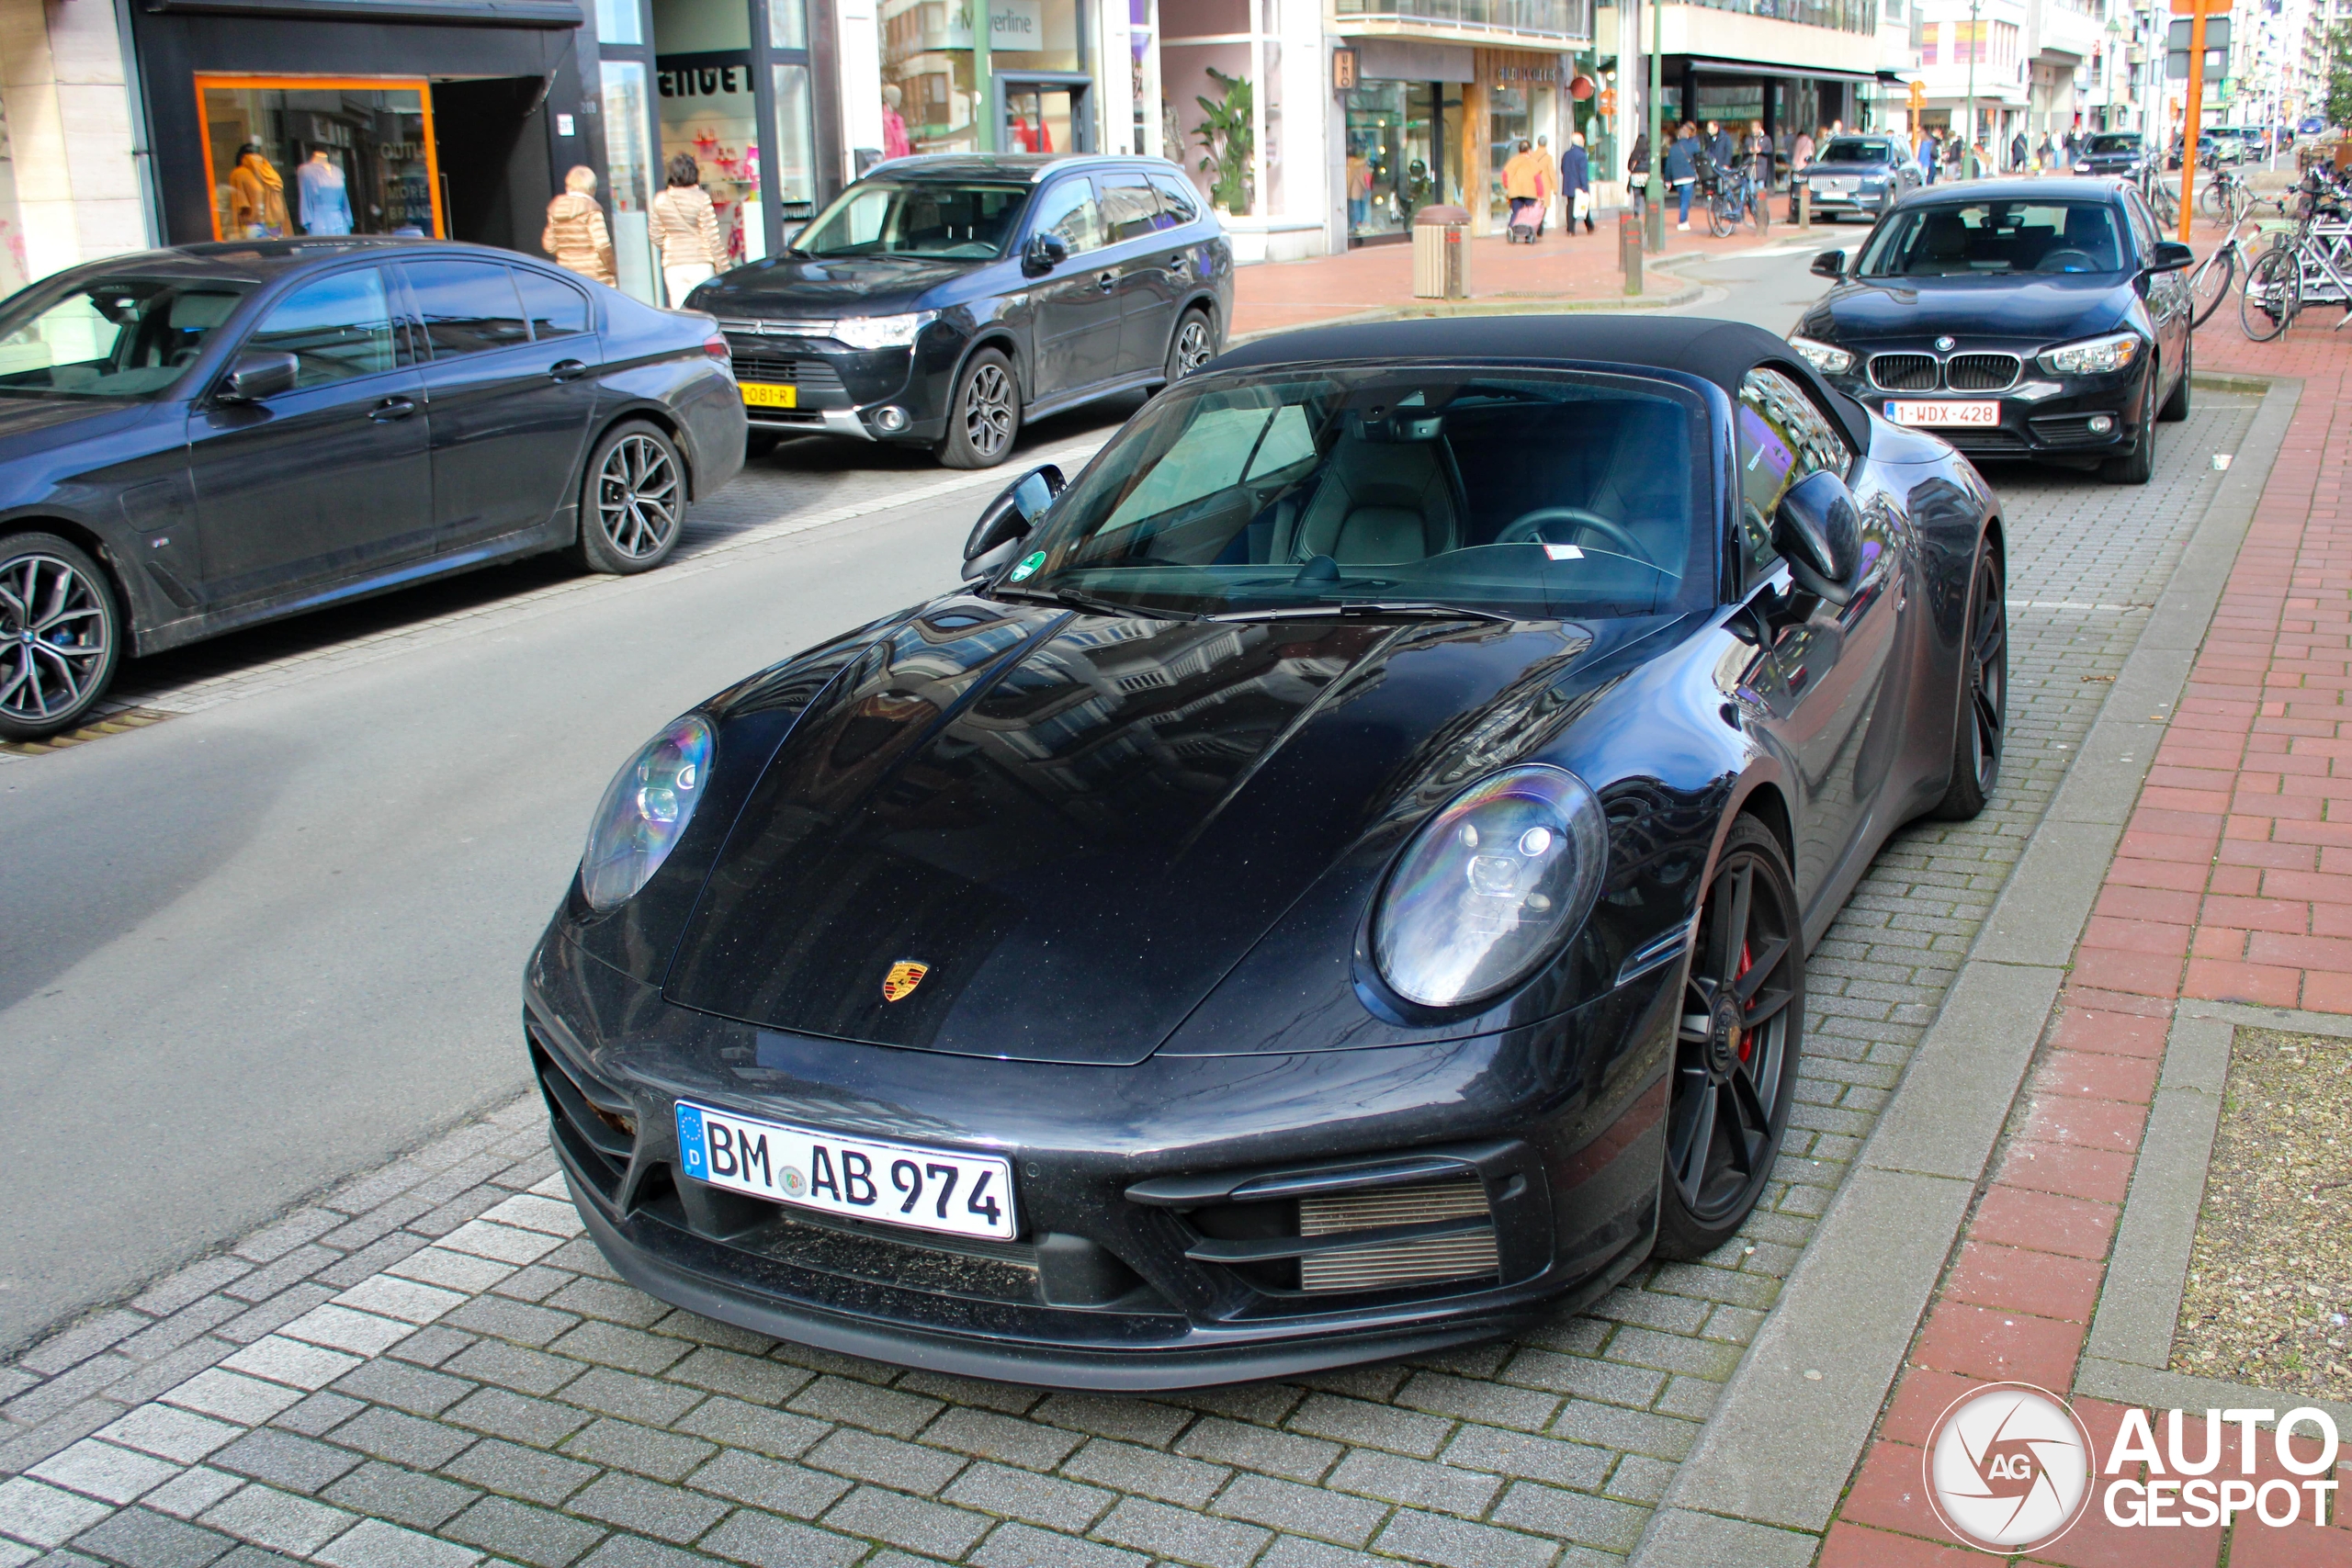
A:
[1412,204,1472,300]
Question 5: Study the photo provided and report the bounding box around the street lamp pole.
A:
[1646,0,1666,250]
[1963,0,1981,176]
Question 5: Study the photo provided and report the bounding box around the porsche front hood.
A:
[661,599,1593,1066]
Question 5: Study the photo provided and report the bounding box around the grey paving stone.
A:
[1547,1400,1701,1462]
[1370,1507,1559,1568]
[443,1495,605,1568]
[1604,1452,1678,1505]
[1325,1450,1499,1518]
[1174,1418,1339,1484]
[1173,1385,1304,1427]
[1093,1496,1269,1568]
[441,1300,580,1350]
[1061,1439,1228,1508]
[785,1376,940,1439]
[197,1483,356,1554]
[1208,1472,1386,1549]
[564,1472,727,1544]
[1393,1373,1557,1434]
[270,1391,365,1438]
[327,1359,473,1418]
[1501,1348,1666,1408]
[820,1484,990,1559]
[97,1407,242,1468]
[646,1312,773,1355]
[694,1510,865,1568]
[1285,1395,1452,1461]
[134,1262,257,1321]
[804,1427,966,1495]
[1490,1479,1649,1552]
[553,1370,697,1428]
[440,1438,598,1506]
[659,1350,806,1406]
[141,1470,243,1523]
[968,1520,1146,1568]
[918,1406,1080,1472]
[1440,1425,1612,1490]
[683,1449,850,1519]
[29,1438,182,1505]
[891,1372,1042,1416]
[671,1397,829,1461]
[325,1407,474,1472]
[321,1460,479,1530]
[210,1430,363,1495]
[539,1282,668,1330]
[67,1507,235,1568]
[312,1517,481,1568]
[539,1325,683,1379]
[444,1390,593,1448]
[1030,1394,1190,1449]
[559,1419,715,1484]
[439,1342,581,1401]
[941,1461,1113,1532]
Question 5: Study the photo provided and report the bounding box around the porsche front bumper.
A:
[523,924,1679,1389]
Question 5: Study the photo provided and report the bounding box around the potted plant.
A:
[1193,68,1253,216]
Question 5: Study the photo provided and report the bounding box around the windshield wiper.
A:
[992,585,1206,622]
[1210,602,1516,625]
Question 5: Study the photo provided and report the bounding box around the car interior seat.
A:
[1284,433,1462,565]
[1911,210,1972,274]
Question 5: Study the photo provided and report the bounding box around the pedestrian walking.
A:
[1742,120,1773,197]
[543,165,616,288]
[1788,126,1815,220]
[1627,130,1651,221]
[1667,123,1699,231]
[650,152,727,307]
[1923,130,1940,184]
[1501,138,1550,241]
[1560,131,1594,233]
[2010,130,2028,172]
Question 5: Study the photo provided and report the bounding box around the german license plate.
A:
[1887,400,2000,427]
[741,382,797,409]
[673,1100,1016,1241]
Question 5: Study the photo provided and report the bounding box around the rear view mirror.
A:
[1770,469,1864,606]
[962,463,1064,581]
[1023,233,1069,276]
[220,351,298,402]
[1811,250,1847,279]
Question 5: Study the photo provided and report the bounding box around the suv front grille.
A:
[726,344,847,389]
[1945,353,2021,391]
[1297,1180,1498,1293]
[1869,353,1939,392]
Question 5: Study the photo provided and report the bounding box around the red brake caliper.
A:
[1734,941,1754,1062]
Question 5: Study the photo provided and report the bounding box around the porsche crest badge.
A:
[881,961,930,1003]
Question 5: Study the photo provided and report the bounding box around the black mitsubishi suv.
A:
[688,153,1236,468]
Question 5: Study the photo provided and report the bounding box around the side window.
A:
[515,269,591,341]
[400,260,531,357]
[1148,172,1201,224]
[1099,173,1170,243]
[246,268,396,389]
[1736,367,1852,581]
[2121,193,2158,260]
[1029,178,1103,255]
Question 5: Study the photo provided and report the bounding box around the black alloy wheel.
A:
[1165,310,1216,384]
[576,422,685,575]
[1933,547,2007,819]
[2100,367,2156,485]
[1657,815,1804,1259]
[0,532,119,741]
[938,347,1020,469]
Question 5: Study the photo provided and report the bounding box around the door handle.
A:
[1096,271,1117,292]
[369,397,417,422]
[549,359,591,381]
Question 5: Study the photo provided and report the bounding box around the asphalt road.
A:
[0,249,1827,1357]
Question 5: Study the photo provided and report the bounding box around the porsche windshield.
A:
[1001,367,1713,620]
[794,180,1032,258]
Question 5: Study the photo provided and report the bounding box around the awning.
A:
[1680,56,1883,85]
[143,0,584,28]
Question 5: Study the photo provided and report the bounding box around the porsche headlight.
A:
[1373,765,1608,1010]
[2040,330,2142,377]
[829,310,936,351]
[1789,335,1855,376]
[580,714,714,910]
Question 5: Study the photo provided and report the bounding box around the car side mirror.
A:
[1770,469,1864,607]
[962,463,1064,581]
[2148,241,2196,272]
[1811,250,1847,279]
[220,351,299,402]
[1023,233,1069,276]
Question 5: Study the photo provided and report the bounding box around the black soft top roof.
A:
[1208,314,1871,453]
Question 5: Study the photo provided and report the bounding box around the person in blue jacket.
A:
[1666,123,1699,231]
[1559,132,1593,234]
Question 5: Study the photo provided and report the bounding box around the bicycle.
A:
[2199,165,2255,226]
[2239,209,2352,341]
[1707,165,1770,237]
[2185,203,2293,328]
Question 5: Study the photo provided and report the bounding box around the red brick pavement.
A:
[1818,281,2352,1560]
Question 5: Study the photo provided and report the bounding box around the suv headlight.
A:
[580,714,714,910]
[1372,766,1608,1010]
[1789,335,1855,376]
[2039,330,2142,376]
[829,310,937,351]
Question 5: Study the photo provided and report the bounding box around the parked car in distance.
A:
[1792,135,1925,222]
[1789,178,2194,485]
[2074,131,2148,180]
[0,237,744,739]
[687,153,1236,469]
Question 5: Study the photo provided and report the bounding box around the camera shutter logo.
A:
[1924,1382,2096,1552]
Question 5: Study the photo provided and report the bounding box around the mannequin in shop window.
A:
[298,150,353,236]
[882,85,913,161]
[543,165,618,287]
[651,152,727,308]
[229,144,290,239]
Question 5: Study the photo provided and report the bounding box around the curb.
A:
[1629,370,2306,1566]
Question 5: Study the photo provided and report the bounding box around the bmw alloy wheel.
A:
[963,360,1015,460]
[1172,316,1215,378]
[1963,554,2006,796]
[595,434,682,560]
[0,550,111,730]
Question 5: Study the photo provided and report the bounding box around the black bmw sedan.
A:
[0,238,743,739]
[526,316,2007,1388]
[1792,134,1925,222]
[1788,179,2194,483]
[2074,130,2150,181]
[688,154,1234,469]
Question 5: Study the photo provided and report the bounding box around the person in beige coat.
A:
[543,166,617,287]
[650,153,727,307]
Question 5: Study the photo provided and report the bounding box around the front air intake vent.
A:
[1296,1179,1498,1293]
[1945,353,2021,391]
[1869,353,1939,392]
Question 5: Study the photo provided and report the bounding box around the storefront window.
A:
[599,61,659,301]
[769,0,807,49]
[770,63,816,221]
[880,0,1083,153]
[1487,84,1528,222]
[198,79,438,240]
[596,0,644,46]
[1344,81,1437,241]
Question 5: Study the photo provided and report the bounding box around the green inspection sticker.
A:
[1008,550,1046,582]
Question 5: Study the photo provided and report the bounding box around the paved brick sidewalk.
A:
[1813,328,2352,1567]
[0,389,2267,1568]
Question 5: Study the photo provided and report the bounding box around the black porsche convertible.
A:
[525,316,2006,1388]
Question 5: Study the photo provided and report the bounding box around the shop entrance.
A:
[1343,80,1438,243]
[995,74,1092,153]
[432,77,557,255]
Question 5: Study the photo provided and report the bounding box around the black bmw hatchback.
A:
[1788,178,2195,483]
[0,238,743,739]
[688,153,1235,469]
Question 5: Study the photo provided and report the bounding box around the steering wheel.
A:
[1496,505,1653,565]
[2038,248,2098,273]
